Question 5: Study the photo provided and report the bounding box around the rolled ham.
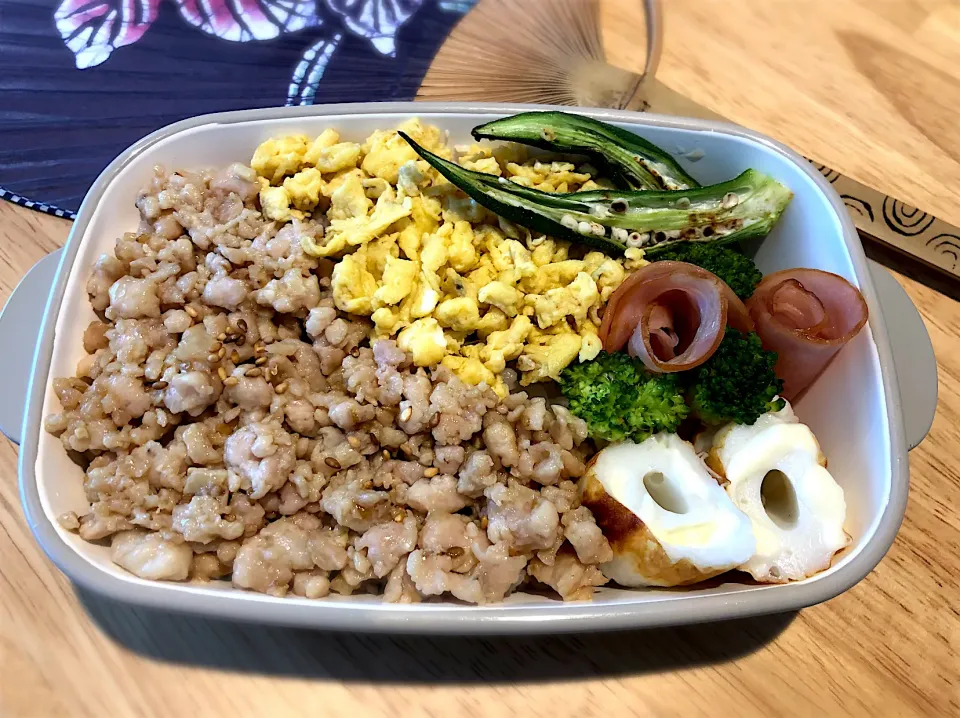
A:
[600,261,754,373]
[747,269,868,399]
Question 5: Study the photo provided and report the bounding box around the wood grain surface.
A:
[2,1,960,716]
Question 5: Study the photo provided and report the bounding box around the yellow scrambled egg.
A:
[250,123,642,395]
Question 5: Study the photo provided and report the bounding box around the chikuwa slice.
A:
[709,403,848,583]
[579,433,755,587]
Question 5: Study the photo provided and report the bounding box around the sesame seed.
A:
[224,376,239,387]
[206,353,219,363]
[325,457,341,469]
[217,333,227,341]
[399,406,413,422]
[231,351,240,363]
[480,517,489,529]
[246,367,261,377]
[275,382,288,394]
[424,467,439,478]
[394,512,404,523]
[217,347,226,359]
[235,318,248,333]
[209,342,222,353]
[448,546,465,558]
[255,356,267,365]
[184,306,198,318]
[347,436,361,449]
[152,380,168,390]
[382,450,391,460]
[217,367,227,381]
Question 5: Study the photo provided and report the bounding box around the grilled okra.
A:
[471,111,699,191]
[400,131,792,257]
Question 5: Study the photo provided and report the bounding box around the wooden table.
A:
[2,1,959,715]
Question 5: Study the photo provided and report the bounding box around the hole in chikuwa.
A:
[760,469,799,529]
[643,471,689,514]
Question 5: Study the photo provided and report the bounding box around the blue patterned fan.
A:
[0,0,473,216]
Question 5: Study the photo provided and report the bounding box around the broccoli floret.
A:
[655,242,762,299]
[688,330,785,425]
[560,352,689,442]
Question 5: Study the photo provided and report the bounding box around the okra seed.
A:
[610,198,629,213]
[627,232,647,247]
[590,223,606,237]
[577,221,593,234]
[560,214,578,230]
[541,127,557,141]
[676,197,691,209]
[722,192,739,209]
[612,227,629,242]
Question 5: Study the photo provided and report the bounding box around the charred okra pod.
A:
[400,131,793,257]
[471,111,699,191]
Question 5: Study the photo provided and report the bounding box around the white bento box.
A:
[9,103,937,634]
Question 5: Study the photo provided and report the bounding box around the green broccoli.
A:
[654,242,762,300]
[687,330,785,425]
[560,352,689,442]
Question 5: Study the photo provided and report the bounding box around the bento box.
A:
[9,102,936,634]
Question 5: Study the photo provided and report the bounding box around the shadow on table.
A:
[76,587,795,683]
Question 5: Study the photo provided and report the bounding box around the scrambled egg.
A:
[250,123,641,395]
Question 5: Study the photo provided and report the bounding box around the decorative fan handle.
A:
[640,0,662,85]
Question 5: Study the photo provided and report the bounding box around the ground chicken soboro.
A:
[44,162,612,603]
